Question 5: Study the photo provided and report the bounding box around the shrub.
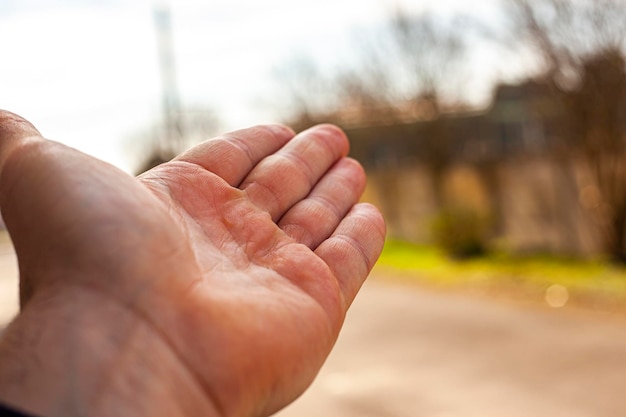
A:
[431,206,490,259]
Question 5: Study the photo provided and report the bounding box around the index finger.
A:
[173,124,295,187]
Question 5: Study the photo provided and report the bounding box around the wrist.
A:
[0,285,221,417]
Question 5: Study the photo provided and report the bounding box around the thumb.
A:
[0,111,42,167]
[0,111,47,306]
[0,111,191,308]
[0,111,149,306]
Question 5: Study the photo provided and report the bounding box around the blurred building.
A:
[347,80,561,169]
[348,79,624,256]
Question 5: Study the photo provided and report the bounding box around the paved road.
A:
[2,244,626,416]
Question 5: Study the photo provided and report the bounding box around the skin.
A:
[0,111,385,417]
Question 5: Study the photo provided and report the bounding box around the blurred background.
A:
[2,0,626,416]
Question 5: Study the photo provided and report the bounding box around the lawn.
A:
[375,240,626,312]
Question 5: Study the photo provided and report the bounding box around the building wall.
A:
[365,156,602,256]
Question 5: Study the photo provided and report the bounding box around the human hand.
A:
[0,111,385,417]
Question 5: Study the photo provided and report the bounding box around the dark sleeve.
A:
[0,404,38,417]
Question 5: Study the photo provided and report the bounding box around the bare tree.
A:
[570,50,626,260]
[387,11,465,108]
[276,8,469,126]
[331,10,468,124]
[508,0,626,88]
[385,11,468,207]
[506,0,626,261]
[134,106,221,174]
[272,56,342,132]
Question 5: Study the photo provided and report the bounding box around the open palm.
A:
[0,113,385,417]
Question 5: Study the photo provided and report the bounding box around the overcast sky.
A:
[0,0,505,172]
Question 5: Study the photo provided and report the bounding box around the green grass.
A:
[376,240,626,311]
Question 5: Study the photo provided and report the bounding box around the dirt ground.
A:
[1,243,626,416]
[276,274,626,417]
[0,244,17,326]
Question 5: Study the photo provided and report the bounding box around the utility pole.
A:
[154,2,184,153]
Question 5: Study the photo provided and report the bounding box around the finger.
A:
[0,111,44,304]
[315,203,386,310]
[240,124,349,222]
[278,158,365,249]
[172,124,295,186]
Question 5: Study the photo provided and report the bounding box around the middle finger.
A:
[239,124,349,222]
